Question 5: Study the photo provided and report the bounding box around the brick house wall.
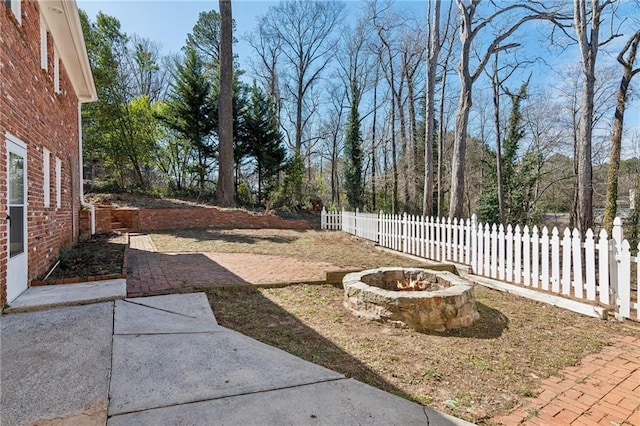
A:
[1,0,93,306]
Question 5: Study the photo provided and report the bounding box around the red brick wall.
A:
[95,208,112,235]
[1,1,82,306]
[134,207,311,231]
[112,208,138,230]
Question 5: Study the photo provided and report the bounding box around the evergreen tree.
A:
[157,48,216,193]
[477,147,499,224]
[344,87,364,209]
[239,84,286,205]
[478,82,540,225]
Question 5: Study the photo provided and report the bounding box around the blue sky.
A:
[77,0,639,152]
[77,1,278,66]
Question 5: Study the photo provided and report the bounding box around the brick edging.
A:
[31,233,130,286]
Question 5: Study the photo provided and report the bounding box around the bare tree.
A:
[216,0,234,206]
[603,29,640,232]
[373,7,400,213]
[400,27,426,214]
[247,18,281,113]
[436,4,457,218]
[573,0,621,232]
[423,0,440,216]
[258,0,345,157]
[448,0,564,219]
[487,51,534,224]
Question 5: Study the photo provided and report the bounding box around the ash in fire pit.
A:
[343,267,479,332]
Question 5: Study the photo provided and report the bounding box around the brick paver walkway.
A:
[494,336,640,425]
[126,234,342,297]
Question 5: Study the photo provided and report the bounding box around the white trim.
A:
[10,0,21,25]
[54,48,60,94]
[78,102,95,234]
[468,274,608,320]
[6,132,28,303]
[55,156,62,209]
[43,147,50,208]
[38,0,96,102]
[5,132,27,150]
[40,12,48,71]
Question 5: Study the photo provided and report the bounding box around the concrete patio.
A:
[0,291,469,425]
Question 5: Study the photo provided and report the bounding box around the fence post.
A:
[402,212,408,253]
[470,214,477,273]
[610,217,623,318]
[321,207,326,229]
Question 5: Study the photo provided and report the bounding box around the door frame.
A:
[6,132,28,303]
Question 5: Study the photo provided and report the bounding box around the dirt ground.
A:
[43,233,126,281]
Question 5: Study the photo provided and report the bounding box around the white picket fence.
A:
[321,207,639,322]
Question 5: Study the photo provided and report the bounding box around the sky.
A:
[77,0,279,66]
[77,0,639,152]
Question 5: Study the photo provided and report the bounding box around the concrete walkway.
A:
[1,292,469,425]
[127,234,342,297]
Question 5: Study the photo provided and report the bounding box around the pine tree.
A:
[157,48,216,194]
[344,86,364,209]
[239,84,286,205]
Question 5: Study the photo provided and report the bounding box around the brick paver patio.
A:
[494,335,640,425]
[126,234,341,297]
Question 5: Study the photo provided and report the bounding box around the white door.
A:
[7,135,28,303]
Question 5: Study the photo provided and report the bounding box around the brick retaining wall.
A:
[83,206,312,233]
[139,208,310,231]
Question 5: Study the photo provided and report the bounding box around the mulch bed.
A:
[33,233,127,285]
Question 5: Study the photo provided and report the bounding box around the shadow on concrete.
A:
[204,286,436,409]
[419,302,509,340]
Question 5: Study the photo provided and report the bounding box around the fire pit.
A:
[342,267,479,332]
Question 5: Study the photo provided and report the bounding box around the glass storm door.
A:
[7,137,27,302]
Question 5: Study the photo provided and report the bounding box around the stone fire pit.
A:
[342,267,479,332]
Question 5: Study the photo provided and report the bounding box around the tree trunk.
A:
[397,86,409,211]
[449,80,472,218]
[216,0,235,206]
[423,0,440,217]
[372,68,379,211]
[448,0,472,219]
[491,56,505,224]
[603,30,640,233]
[573,0,602,233]
[407,75,419,214]
[576,73,594,233]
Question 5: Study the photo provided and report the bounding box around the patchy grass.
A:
[207,284,640,424]
[151,229,425,268]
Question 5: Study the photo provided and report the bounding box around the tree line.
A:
[81,0,640,236]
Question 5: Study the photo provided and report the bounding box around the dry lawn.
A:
[151,229,426,268]
[148,229,640,424]
[207,284,640,424]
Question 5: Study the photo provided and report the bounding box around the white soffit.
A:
[39,0,97,103]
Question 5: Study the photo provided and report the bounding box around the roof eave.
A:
[39,0,97,103]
